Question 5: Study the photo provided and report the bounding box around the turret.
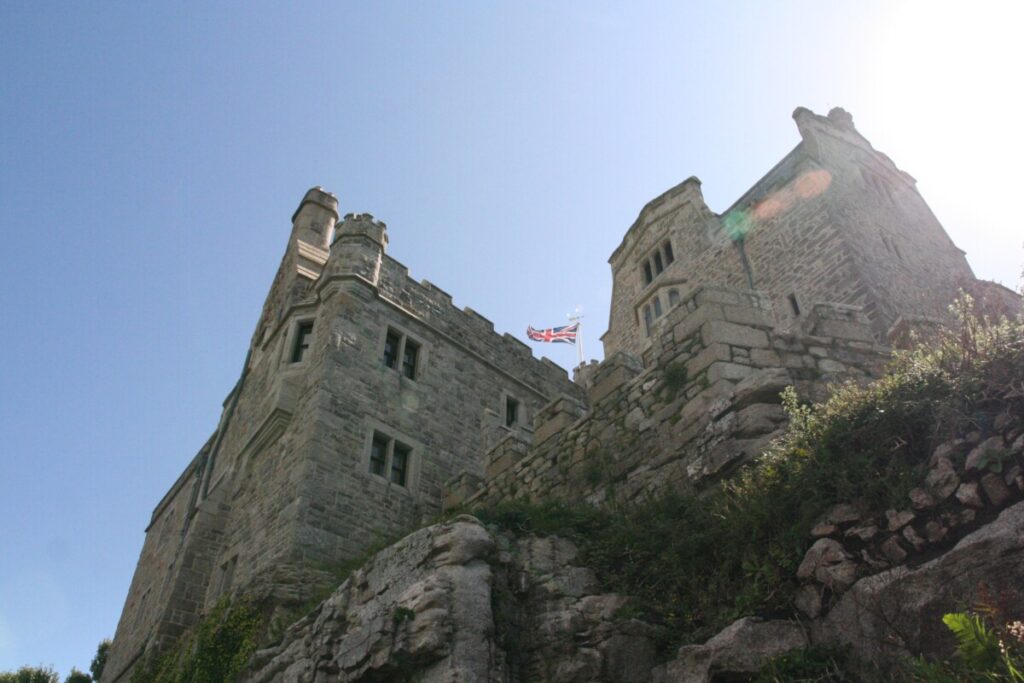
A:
[292,187,339,250]
[320,212,389,292]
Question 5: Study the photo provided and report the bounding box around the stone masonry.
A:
[104,106,1019,682]
[602,107,996,359]
[102,191,580,682]
[447,285,891,509]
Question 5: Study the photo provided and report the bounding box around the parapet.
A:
[292,187,339,224]
[334,212,388,249]
[448,284,893,509]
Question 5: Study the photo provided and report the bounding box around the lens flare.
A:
[726,169,832,241]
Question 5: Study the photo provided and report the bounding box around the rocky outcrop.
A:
[815,500,1024,672]
[792,429,1024,622]
[242,516,659,683]
[652,618,807,683]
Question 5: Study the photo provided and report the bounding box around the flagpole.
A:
[568,308,584,367]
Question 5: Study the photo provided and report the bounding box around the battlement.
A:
[445,284,891,509]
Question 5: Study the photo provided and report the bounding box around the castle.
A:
[101,107,1019,682]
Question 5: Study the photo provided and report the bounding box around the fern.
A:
[943,612,1001,669]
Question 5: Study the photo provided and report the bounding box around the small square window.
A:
[291,321,314,363]
[382,329,422,380]
[505,396,519,427]
[368,430,413,488]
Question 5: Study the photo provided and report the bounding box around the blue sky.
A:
[1,1,1021,676]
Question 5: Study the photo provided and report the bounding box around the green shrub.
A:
[89,640,110,681]
[131,596,263,683]
[0,668,59,683]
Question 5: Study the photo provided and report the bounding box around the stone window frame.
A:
[640,239,676,288]
[281,316,317,367]
[378,323,429,381]
[636,279,687,339]
[360,420,423,494]
[500,390,527,430]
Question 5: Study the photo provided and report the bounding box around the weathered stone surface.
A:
[797,538,858,590]
[908,488,936,510]
[652,618,806,683]
[924,457,960,501]
[243,518,664,683]
[981,473,1011,507]
[955,482,984,508]
[825,503,862,526]
[815,502,1024,670]
[880,536,907,563]
[965,436,1006,472]
[885,509,915,532]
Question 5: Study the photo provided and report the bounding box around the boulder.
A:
[815,502,1024,671]
[924,457,960,501]
[797,538,858,591]
[652,617,807,683]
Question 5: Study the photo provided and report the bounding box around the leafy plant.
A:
[910,611,1024,682]
[89,639,110,681]
[131,596,263,683]
[63,670,91,683]
[0,667,59,683]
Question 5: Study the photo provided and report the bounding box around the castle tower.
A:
[602,106,981,361]
[102,188,580,682]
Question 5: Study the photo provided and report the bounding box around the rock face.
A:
[243,516,658,683]
[815,501,1024,671]
[652,618,807,683]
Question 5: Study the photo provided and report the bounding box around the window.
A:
[640,239,675,288]
[368,430,413,488]
[505,396,520,427]
[382,328,421,379]
[291,321,314,363]
[383,330,401,369]
[668,289,680,306]
[643,305,653,337]
[653,296,663,318]
[788,293,801,316]
[391,443,410,485]
[401,339,420,379]
[369,433,388,476]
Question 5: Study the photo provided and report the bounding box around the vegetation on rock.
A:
[130,597,263,683]
[474,302,1024,651]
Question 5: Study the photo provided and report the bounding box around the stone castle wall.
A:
[446,285,891,509]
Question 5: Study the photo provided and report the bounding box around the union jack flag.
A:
[526,323,579,344]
